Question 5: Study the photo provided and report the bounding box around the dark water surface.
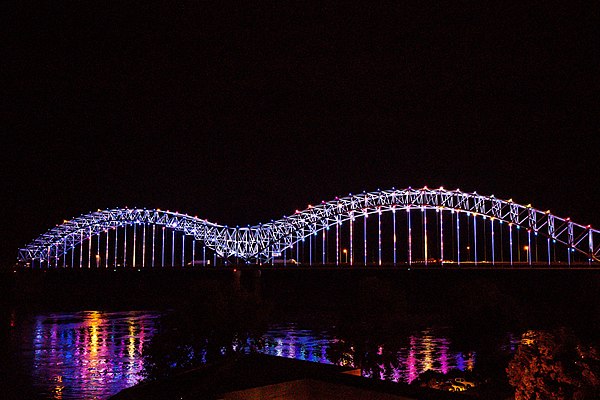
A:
[7,311,161,399]
[1,268,597,399]
[5,311,500,399]
[261,324,481,383]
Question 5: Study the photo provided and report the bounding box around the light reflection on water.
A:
[14,313,480,399]
[260,324,332,364]
[359,331,476,383]
[18,311,160,399]
[258,325,476,384]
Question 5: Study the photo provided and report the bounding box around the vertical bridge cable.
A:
[407,207,412,265]
[439,208,444,263]
[423,208,428,266]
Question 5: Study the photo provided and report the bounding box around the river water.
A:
[5,310,498,399]
[4,269,594,399]
[6,311,160,399]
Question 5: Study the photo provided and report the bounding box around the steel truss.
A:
[18,187,600,264]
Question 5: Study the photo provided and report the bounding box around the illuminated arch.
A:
[18,187,599,264]
[17,208,236,264]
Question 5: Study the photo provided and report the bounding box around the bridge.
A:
[17,187,600,268]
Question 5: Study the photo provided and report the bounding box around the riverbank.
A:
[109,353,470,400]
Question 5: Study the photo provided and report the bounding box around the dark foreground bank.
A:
[109,353,470,400]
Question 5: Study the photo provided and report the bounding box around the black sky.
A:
[2,2,599,265]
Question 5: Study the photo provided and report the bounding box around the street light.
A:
[523,246,529,264]
[342,248,348,263]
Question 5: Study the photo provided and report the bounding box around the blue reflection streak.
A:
[456,353,466,371]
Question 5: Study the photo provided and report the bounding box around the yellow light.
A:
[343,249,348,254]
[524,246,529,250]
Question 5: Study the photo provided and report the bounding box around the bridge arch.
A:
[258,187,599,264]
[17,208,235,266]
[18,187,599,266]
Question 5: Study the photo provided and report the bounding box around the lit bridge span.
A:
[18,187,599,268]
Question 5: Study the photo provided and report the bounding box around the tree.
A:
[507,328,599,399]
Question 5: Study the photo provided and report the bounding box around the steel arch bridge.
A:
[18,187,600,268]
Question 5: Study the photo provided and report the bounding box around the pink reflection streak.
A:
[440,337,449,374]
[407,336,418,383]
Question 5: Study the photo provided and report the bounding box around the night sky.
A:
[2,3,599,266]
